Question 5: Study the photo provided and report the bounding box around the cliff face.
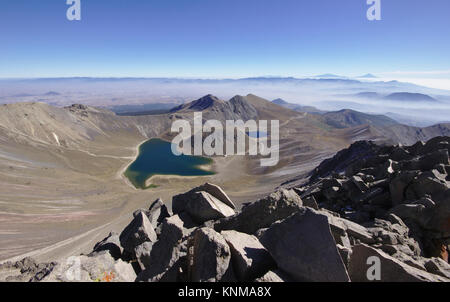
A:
[2,137,448,282]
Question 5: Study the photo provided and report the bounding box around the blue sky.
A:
[1,0,450,84]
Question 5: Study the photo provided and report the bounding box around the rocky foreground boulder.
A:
[259,208,350,282]
[1,137,449,282]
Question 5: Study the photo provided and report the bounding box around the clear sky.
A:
[1,0,450,84]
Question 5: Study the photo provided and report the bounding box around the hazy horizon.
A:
[1,0,449,89]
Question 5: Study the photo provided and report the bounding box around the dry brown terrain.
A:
[0,96,445,263]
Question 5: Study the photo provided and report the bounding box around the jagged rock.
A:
[30,262,58,282]
[196,183,236,209]
[254,227,268,239]
[134,242,153,271]
[119,211,157,255]
[221,230,275,281]
[212,189,303,235]
[323,186,341,200]
[382,159,398,177]
[368,218,421,257]
[393,253,427,271]
[424,257,450,279]
[358,187,385,204]
[90,232,123,260]
[14,257,37,273]
[302,195,319,210]
[414,137,449,156]
[260,208,350,282]
[389,171,419,205]
[390,146,413,162]
[136,215,187,282]
[173,183,236,213]
[358,173,375,183]
[337,244,352,268]
[187,227,232,282]
[348,244,448,282]
[428,193,450,237]
[147,198,171,226]
[369,178,390,189]
[405,171,448,202]
[407,140,425,156]
[254,270,291,282]
[389,204,431,229]
[133,198,171,226]
[418,149,449,170]
[352,175,369,192]
[1,258,57,282]
[321,211,375,244]
[173,191,235,224]
[311,140,380,181]
[177,211,199,229]
[41,252,136,282]
[387,213,407,227]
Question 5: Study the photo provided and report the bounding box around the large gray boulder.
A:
[136,215,187,282]
[147,198,171,226]
[119,211,157,254]
[254,270,292,282]
[221,230,275,281]
[212,189,303,235]
[187,227,233,282]
[134,242,154,271]
[41,252,136,282]
[196,183,236,209]
[259,208,350,282]
[173,191,235,224]
[389,171,419,205]
[90,232,123,260]
[424,257,450,279]
[405,171,448,202]
[348,244,449,282]
[172,183,236,212]
[320,210,375,244]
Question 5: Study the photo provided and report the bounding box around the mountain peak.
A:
[384,92,437,102]
[314,74,345,79]
[170,94,224,112]
[188,94,223,110]
[272,98,288,105]
[357,73,377,79]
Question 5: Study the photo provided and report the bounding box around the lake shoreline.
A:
[118,138,149,190]
[122,138,216,190]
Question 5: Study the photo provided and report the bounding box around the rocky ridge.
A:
[1,137,449,282]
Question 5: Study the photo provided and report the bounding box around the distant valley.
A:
[0,77,449,263]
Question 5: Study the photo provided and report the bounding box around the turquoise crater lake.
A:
[124,138,215,189]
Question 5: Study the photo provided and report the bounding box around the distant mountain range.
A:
[357,73,377,79]
[314,74,346,79]
[314,73,377,79]
[384,92,437,102]
[322,109,399,129]
[1,76,448,127]
[271,99,399,129]
[271,99,325,115]
[351,92,438,102]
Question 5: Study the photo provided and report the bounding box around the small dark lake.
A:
[124,138,215,189]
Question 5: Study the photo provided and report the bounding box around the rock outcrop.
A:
[296,137,449,264]
[210,189,303,235]
[221,230,275,281]
[349,244,447,282]
[172,187,236,224]
[2,137,449,283]
[119,211,158,256]
[260,208,350,282]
